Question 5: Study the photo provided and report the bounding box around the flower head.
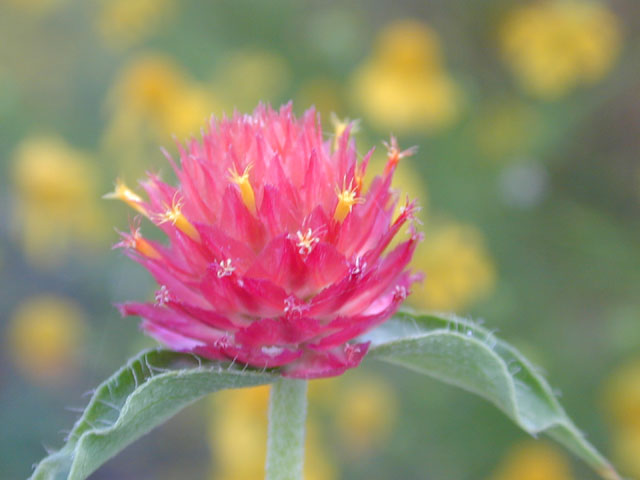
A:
[111,103,421,378]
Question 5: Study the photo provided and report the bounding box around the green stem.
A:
[265,377,308,480]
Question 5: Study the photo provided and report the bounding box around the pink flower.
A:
[108,103,422,378]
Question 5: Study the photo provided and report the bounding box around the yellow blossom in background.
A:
[501,0,621,99]
[212,49,291,112]
[7,295,86,385]
[95,0,175,50]
[603,358,640,478]
[106,55,218,138]
[310,374,399,456]
[611,428,640,479]
[410,221,496,312]
[335,377,397,456]
[210,386,269,479]
[350,20,460,133]
[605,358,640,429]
[103,55,220,176]
[209,386,336,480]
[489,441,574,480]
[11,136,107,266]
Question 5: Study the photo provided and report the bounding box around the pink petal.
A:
[234,315,324,348]
[282,343,370,379]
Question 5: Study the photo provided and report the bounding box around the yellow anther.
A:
[103,178,148,216]
[331,113,360,151]
[334,181,364,222]
[128,229,162,259]
[228,164,257,214]
[156,195,200,242]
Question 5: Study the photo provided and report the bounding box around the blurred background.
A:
[1,0,639,478]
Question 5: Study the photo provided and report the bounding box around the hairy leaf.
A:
[31,312,620,480]
[30,349,275,480]
[362,311,620,480]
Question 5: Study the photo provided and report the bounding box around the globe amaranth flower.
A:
[108,103,422,378]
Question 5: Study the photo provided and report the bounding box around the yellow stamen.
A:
[330,113,360,151]
[137,238,160,259]
[129,229,161,259]
[156,196,200,242]
[228,164,257,214]
[334,181,364,222]
[103,178,148,216]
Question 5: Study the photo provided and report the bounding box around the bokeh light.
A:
[350,19,460,133]
[500,0,621,99]
[490,441,574,480]
[7,294,86,385]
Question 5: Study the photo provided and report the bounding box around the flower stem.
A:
[266,377,308,480]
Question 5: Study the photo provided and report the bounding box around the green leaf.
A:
[30,349,275,480]
[362,310,620,480]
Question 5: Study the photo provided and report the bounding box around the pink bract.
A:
[112,103,422,378]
